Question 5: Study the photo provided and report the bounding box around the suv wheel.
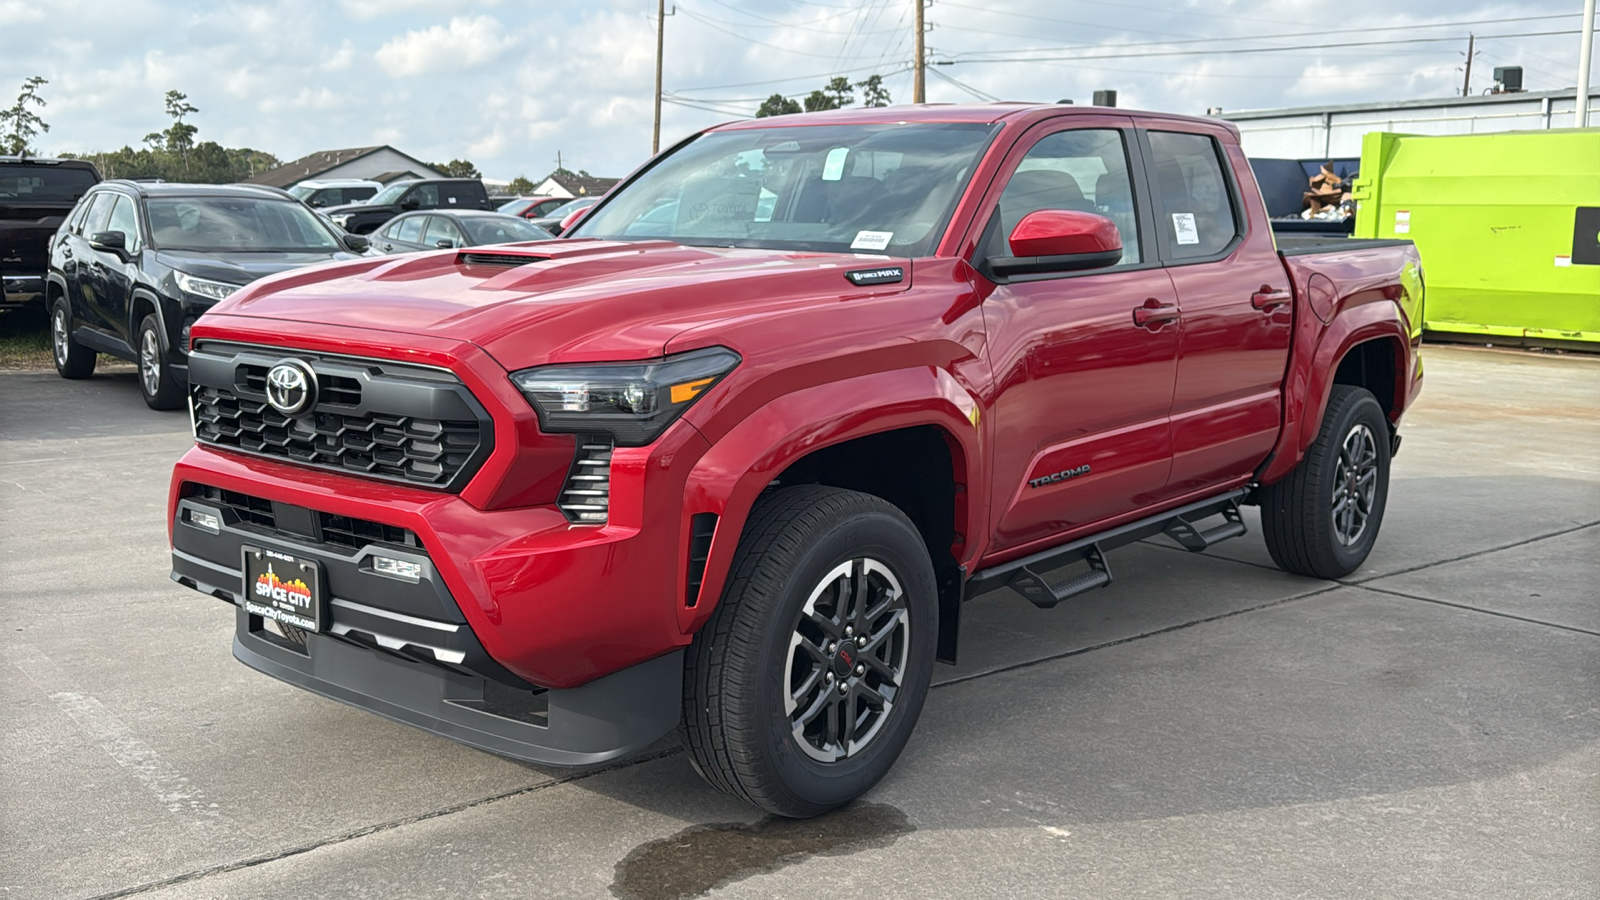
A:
[51,298,97,379]
[137,314,184,410]
[1259,385,1391,579]
[681,485,937,818]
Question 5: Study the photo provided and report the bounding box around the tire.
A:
[50,297,96,379]
[681,485,938,818]
[137,314,184,410]
[1259,385,1391,579]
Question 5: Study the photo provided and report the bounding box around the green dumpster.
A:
[1351,129,1600,347]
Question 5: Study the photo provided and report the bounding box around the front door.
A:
[975,120,1181,556]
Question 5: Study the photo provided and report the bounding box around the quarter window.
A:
[1145,131,1239,260]
[988,129,1140,266]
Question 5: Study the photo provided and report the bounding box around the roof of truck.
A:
[711,102,1239,136]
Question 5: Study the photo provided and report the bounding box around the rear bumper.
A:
[231,606,683,767]
[1,273,45,309]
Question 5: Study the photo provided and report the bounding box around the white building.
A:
[1220,88,1600,160]
[246,146,444,189]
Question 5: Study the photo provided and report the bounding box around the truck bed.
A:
[1274,234,1414,256]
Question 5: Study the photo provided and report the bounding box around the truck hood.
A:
[157,249,360,286]
[207,239,912,368]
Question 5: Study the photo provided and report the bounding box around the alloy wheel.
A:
[784,557,911,763]
[140,328,162,397]
[1331,422,1378,546]
[52,307,70,367]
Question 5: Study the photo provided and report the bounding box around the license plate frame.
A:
[241,546,324,633]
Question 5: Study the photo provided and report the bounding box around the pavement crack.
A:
[932,585,1340,690]
[1345,520,1600,584]
[79,746,685,900]
[1349,583,1600,637]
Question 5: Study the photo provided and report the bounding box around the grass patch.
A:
[0,307,52,370]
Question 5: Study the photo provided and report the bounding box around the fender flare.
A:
[128,289,172,351]
[675,366,984,636]
[1258,302,1408,486]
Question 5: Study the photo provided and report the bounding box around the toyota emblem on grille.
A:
[265,360,317,416]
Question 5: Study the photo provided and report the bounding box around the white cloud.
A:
[375,15,516,77]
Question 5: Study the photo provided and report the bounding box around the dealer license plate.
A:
[241,546,324,632]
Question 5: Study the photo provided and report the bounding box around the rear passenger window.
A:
[1146,131,1239,260]
[395,216,425,243]
[988,129,1140,266]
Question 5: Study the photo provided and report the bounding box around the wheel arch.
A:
[128,289,172,351]
[677,367,984,659]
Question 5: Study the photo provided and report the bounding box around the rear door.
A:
[1136,123,1293,498]
[975,116,1182,555]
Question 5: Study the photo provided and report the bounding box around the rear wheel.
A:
[681,485,938,818]
[1259,385,1391,579]
[137,314,184,410]
[51,298,96,379]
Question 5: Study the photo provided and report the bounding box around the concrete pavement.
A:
[1,346,1596,899]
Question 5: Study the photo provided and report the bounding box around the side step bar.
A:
[965,490,1249,609]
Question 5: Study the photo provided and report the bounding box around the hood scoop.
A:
[457,250,553,268]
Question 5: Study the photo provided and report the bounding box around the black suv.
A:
[320,178,492,235]
[47,181,368,409]
[1,157,101,311]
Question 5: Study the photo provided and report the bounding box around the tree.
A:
[755,93,802,117]
[429,159,481,178]
[506,175,537,194]
[802,76,857,113]
[857,74,892,108]
[0,76,50,156]
[802,91,836,113]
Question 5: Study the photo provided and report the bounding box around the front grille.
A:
[188,343,493,491]
[186,483,421,550]
[558,436,613,523]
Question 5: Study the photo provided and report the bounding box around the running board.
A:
[965,490,1250,607]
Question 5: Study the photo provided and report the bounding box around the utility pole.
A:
[913,0,926,103]
[653,0,666,154]
[1578,0,1596,126]
[1461,33,1475,97]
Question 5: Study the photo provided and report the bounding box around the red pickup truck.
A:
[168,104,1423,817]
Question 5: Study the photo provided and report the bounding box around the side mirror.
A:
[990,210,1123,278]
[400,198,421,211]
[89,231,128,255]
[434,239,455,249]
[309,197,327,208]
[342,233,370,253]
[557,207,589,235]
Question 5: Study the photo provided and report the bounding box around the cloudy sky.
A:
[0,0,1590,181]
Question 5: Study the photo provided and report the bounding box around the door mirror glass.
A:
[992,210,1123,276]
[89,230,127,254]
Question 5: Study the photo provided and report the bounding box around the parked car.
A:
[169,103,1424,818]
[497,196,567,219]
[319,178,493,235]
[1,156,100,311]
[47,181,368,409]
[367,210,553,255]
[288,179,382,208]
[530,195,600,235]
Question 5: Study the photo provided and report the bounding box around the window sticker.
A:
[1171,213,1199,245]
[822,147,849,182]
[850,230,893,251]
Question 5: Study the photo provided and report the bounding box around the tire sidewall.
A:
[749,508,937,813]
[1319,390,1391,573]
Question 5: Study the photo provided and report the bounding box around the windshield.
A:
[0,165,98,204]
[368,182,413,205]
[288,185,314,201]
[570,122,998,255]
[497,198,534,215]
[546,197,597,219]
[463,217,552,244]
[147,196,344,252]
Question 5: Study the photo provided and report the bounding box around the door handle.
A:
[1252,287,1292,311]
[1133,301,1179,329]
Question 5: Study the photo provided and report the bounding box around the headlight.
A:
[510,346,741,446]
[174,271,241,302]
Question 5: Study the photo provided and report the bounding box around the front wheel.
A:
[681,486,938,818]
[1259,385,1391,579]
[137,314,184,410]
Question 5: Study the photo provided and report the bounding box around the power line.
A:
[927,65,998,100]
[672,61,908,93]
[947,30,1585,65]
[677,6,861,59]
